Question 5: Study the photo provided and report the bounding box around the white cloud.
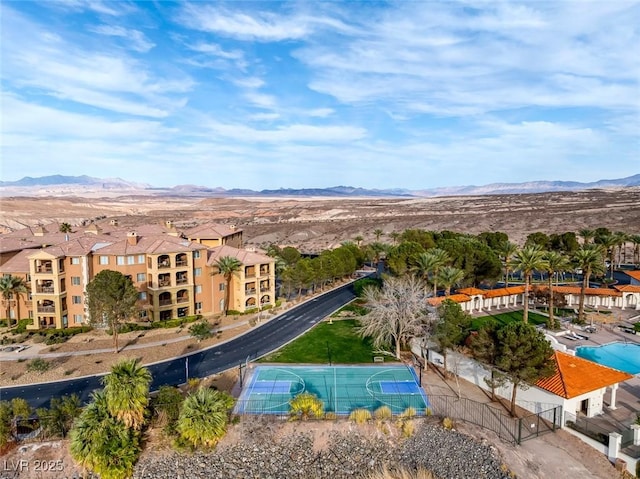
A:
[88,24,155,52]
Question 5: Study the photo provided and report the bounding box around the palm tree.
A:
[612,231,628,266]
[353,235,364,247]
[102,359,152,430]
[373,229,384,242]
[573,245,606,323]
[213,256,242,315]
[411,252,438,294]
[578,229,595,246]
[543,251,569,330]
[509,245,547,323]
[498,242,518,287]
[389,231,400,245]
[0,275,29,327]
[176,388,234,449]
[437,266,465,296]
[289,392,324,421]
[69,390,140,479]
[631,234,640,266]
[428,248,451,297]
[59,222,72,233]
[596,233,617,279]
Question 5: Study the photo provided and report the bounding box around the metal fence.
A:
[429,395,561,445]
[564,411,610,445]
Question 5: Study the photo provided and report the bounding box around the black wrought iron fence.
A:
[564,411,610,445]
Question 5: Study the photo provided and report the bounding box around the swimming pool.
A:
[235,365,429,415]
[576,342,640,375]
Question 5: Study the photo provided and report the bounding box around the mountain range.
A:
[1,174,639,197]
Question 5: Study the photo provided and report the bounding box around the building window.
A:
[73,314,83,323]
[193,251,201,259]
[195,285,202,294]
[138,255,145,264]
[194,267,202,277]
[117,256,125,265]
[219,283,225,291]
[99,256,109,265]
[71,276,81,286]
[72,295,82,304]
[139,310,148,319]
[127,256,135,265]
[195,302,202,312]
[139,292,147,300]
[71,257,80,265]
[137,273,145,282]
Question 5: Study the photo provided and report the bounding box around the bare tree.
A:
[358,275,435,359]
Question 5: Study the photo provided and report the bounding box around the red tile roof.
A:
[614,285,640,293]
[535,351,633,399]
[427,294,471,306]
[548,285,622,297]
[457,287,485,296]
[626,270,640,281]
[483,286,526,298]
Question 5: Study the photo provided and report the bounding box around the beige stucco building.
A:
[0,221,275,330]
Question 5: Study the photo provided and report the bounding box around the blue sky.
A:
[1,1,638,190]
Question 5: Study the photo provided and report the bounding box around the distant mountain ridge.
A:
[1,174,639,197]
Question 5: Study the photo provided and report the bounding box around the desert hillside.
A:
[2,188,639,251]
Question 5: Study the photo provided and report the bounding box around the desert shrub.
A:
[31,334,46,344]
[399,407,416,419]
[349,408,372,424]
[189,321,212,341]
[153,386,184,433]
[27,358,50,373]
[374,406,392,421]
[424,407,433,416]
[442,417,454,430]
[248,318,257,327]
[261,304,273,311]
[150,315,201,329]
[289,392,324,421]
[400,419,415,438]
[324,411,338,420]
[363,466,436,479]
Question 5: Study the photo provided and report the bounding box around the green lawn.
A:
[259,319,393,364]
[470,310,548,330]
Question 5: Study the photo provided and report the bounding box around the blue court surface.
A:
[235,365,429,415]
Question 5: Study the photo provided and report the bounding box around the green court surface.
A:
[235,365,429,415]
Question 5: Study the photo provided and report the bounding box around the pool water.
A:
[576,342,640,375]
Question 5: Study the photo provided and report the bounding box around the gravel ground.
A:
[133,419,513,479]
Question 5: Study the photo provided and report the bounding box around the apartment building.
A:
[0,221,275,330]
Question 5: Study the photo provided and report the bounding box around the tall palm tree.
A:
[59,222,72,233]
[373,229,384,242]
[596,233,617,279]
[0,275,29,327]
[631,234,640,266]
[353,235,363,247]
[572,245,606,323]
[578,229,595,246]
[411,252,438,295]
[612,231,628,267]
[543,251,569,330]
[509,245,547,323]
[498,242,518,287]
[213,256,243,315]
[427,248,450,296]
[389,231,400,245]
[176,388,234,449]
[102,359,152,430]
[437,266,465,296]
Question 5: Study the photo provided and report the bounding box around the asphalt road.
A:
[0,282,357,408]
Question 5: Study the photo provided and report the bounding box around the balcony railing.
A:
[245,289,256,295]
[176,278,188,285]
[260,286,270,292]
[36,286,55,294]
[37,306,56,313]
[36,267,53,274]
[177,296,189,303]
[159,299,173,306]
[176,260,188,266]
[158,279,171,287]
[158,262,171,269]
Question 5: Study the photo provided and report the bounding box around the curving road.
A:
[0,282,358,408]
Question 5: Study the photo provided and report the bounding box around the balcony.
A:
[158,262,171,269]
[37,305,56,313]
[36,286,55,294]
[176,260,188,267]
[177,296,189,304]
[36,266,53,274]
[158,280,171,287]
[245,288,256,295]
[260,286,270,292]
[176,277,188,285]
[260,267,270,276]
[159,299,173,306]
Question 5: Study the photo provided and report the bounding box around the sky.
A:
[1,1,639,190]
